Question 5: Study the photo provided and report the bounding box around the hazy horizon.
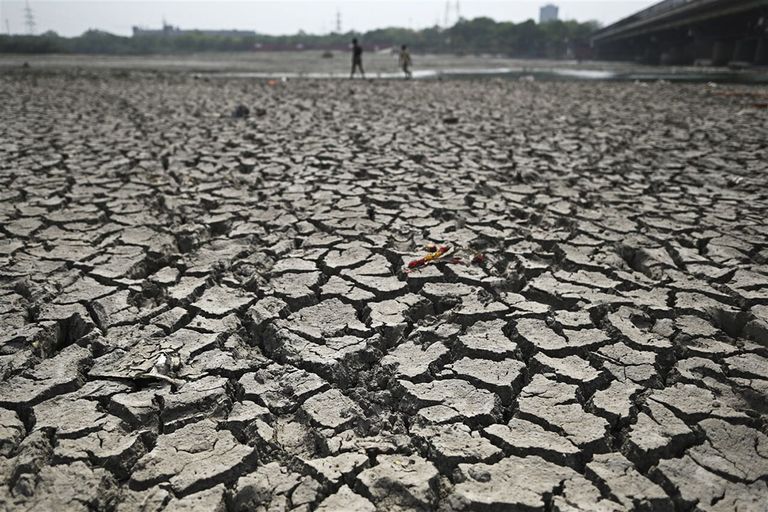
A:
[0,0,658,37]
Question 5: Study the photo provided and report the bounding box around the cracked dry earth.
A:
[1,72,768,512]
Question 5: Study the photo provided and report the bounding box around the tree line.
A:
[0,17,600,58]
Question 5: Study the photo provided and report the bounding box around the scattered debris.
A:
[154,352,181,376]
[129,352,184,389]
[407,244,452,269]
[406,243,487,272]
[232,104,250,118]
[471,253,485,265]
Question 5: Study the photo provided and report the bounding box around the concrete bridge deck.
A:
[593,0,768,66]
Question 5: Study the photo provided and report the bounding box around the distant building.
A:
[132,22,255,38]
[539,4,559,23]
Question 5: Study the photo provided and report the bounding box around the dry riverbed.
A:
[1,70,768,511]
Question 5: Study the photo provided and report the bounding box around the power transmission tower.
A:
[336,9,341,33]
[444,0,450,28]
[24,0,35,35]
[455,0,461,21]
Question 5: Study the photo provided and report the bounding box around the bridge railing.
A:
[593,0,724,38]
[632,0,693,21]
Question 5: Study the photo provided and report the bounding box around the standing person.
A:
[399,44,412,79]
[350,38,365,79]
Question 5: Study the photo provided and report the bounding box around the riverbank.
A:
[2,51,768,83]
[1,73,767,510]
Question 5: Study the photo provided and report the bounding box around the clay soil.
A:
[1,69,768,511]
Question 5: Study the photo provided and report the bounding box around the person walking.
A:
[399,45,412,79]
[350,38,365,79]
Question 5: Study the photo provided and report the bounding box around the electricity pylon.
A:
[24,0,35,35]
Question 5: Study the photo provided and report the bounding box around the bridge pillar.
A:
[756,37,768,65]
[637,38,661,65]
[732,39,757,65]
[660,46,690,65]
[712,40,734,66]
[640,48,660,65]
[692,38,713,66]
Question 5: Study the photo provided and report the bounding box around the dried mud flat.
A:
[1,71,768,511]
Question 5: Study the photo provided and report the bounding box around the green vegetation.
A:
[0,18,600,58]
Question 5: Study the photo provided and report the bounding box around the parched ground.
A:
[1,70,767,511]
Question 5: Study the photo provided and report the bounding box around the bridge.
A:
[592,0,768,66]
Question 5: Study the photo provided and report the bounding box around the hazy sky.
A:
[1,0,658,37]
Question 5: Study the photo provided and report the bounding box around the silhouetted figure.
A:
[399,45,412,79]
[350,38,365,79]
